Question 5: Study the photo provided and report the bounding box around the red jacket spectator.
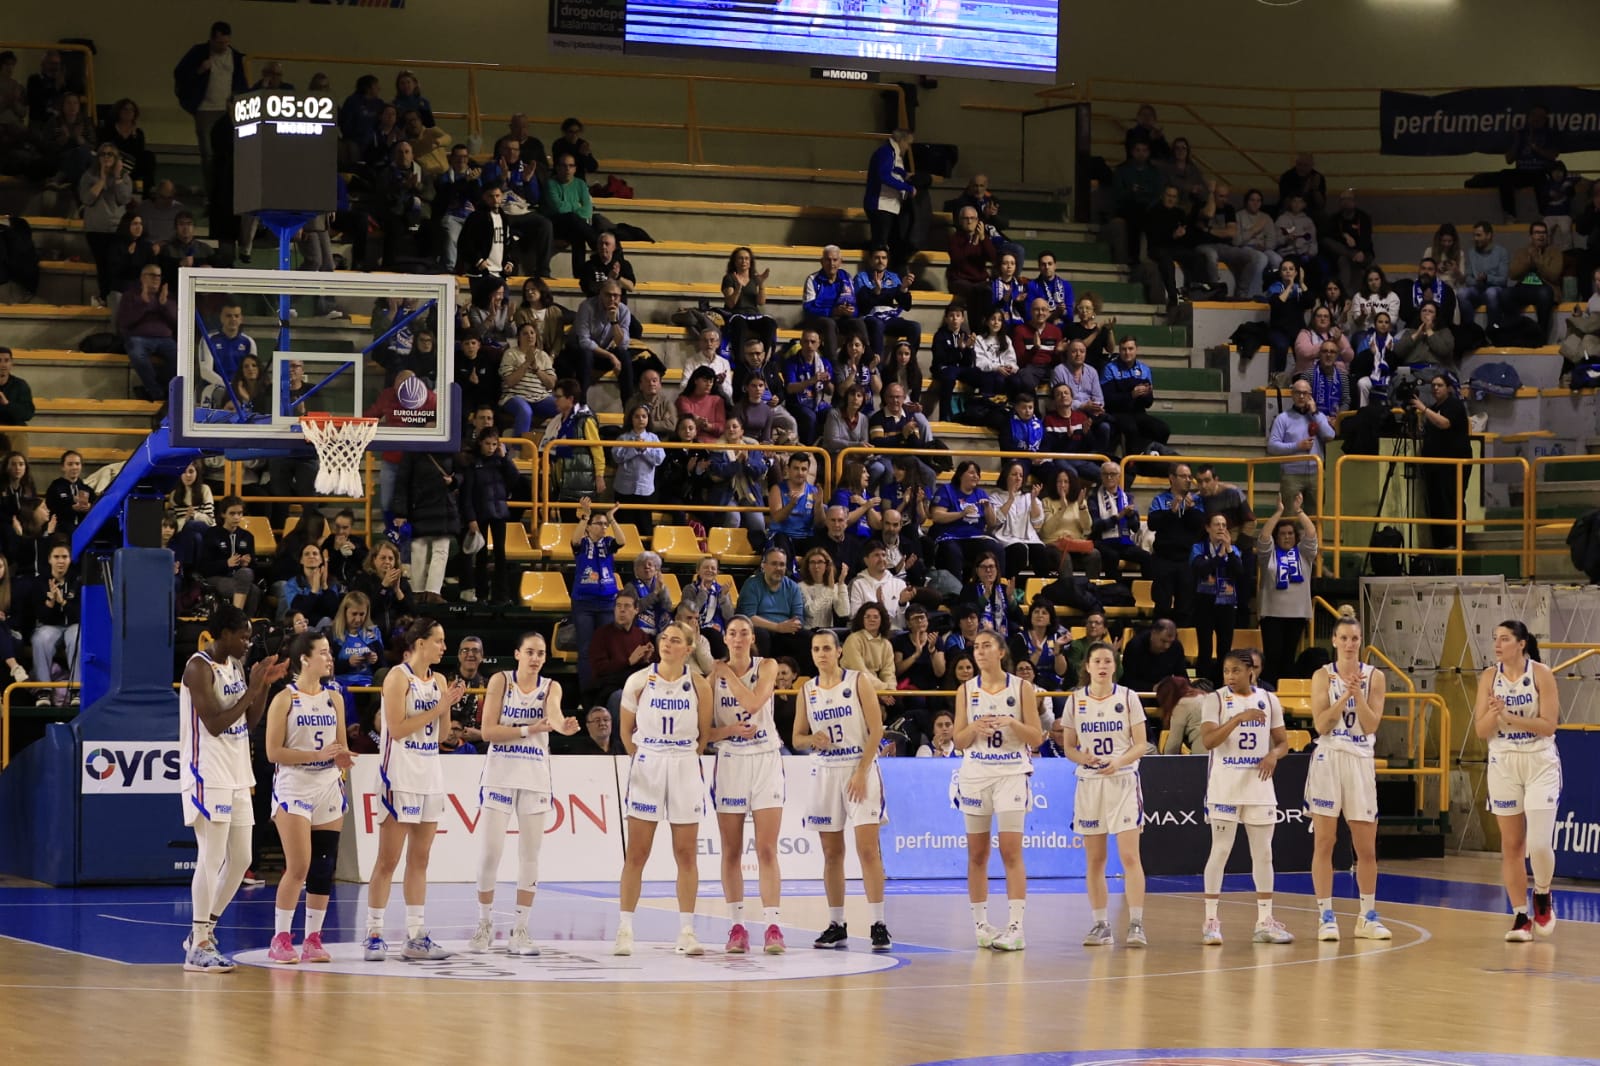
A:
[947,230,997,291]
[589,617,653,694]
[1012,321,1063,369]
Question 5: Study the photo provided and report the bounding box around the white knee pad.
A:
[1203,820,1238,894]
[1244,821,1275,894]
[516,812,547,893]
[1524,807,1557,888]
[476,807,510,894]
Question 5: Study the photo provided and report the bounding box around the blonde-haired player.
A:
[178,605,285,972]
[1306,608,1390,942]
[1475,619,1562,941]
[795,628,893,952]
[709,615,788,954]
[265,631,351,964]
[1198,649,1292,946]
[1062,641,1148,948]
[615,621,714,956]
[364,618,467,961]
[953,630,1042,951]
[469,631,580,956]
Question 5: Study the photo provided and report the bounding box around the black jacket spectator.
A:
[172,40,248,115]
[200,522,256,578]
[1121,627,1188,693]
[392,452,460,537]
[456,203,509,276]
[1399,278,1459,330]
[32,569,81,628]
[460,452,519,526]
[550,135,598,179]
[322,533,369,588]
[45,476,96,535]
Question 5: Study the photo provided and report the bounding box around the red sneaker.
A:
[724,923,750,954]
[267,931,299,964]
[300,931,331,963]
[763,924,786,955]
[1532,892,1556,937]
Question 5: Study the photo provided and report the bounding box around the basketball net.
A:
[299,415,379,497]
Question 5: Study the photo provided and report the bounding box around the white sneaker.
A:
[613,927,634,956]
[974,921,1000,948]
[506,928,540,956]
[325,308,347,320]
[182,942,236,973]
[675,928,705,956]
[1201,917,1223,946]
[1082,920,1114,947]
[9,663,26,683]
[1253,917,1295,944]
[1125,921,1148,948]
[467,919,494,953]
[1354,911,1392,940]
[1317,910,1340,942]
[990,922,1025,952]
[459,589,478,603]
[401,935,452,960]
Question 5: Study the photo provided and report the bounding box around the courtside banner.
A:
[1554,731,1600,880]
[879,760,1115,880]
[1380,86,1600,156]
[348,754,625,883]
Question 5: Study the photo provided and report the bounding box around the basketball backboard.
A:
[172,267,459,453]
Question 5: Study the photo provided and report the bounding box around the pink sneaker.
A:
[724,923,750,954]
[763,924,786,955]
[299,931,331,963]
[267,931,299,964]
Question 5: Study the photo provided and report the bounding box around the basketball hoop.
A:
[299,414,379,497]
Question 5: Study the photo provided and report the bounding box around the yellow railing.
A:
[1120,451,1323,520]
[252,52,905,167]
[0,41,97,120]
[1330,453,1533,578]
[1380,692,1452,817]
[1525,453,1599,573]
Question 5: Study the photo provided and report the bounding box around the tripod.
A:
[1366,406,1424,576]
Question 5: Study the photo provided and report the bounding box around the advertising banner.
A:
[1380,86,1600,156]
[1554,731,1600,880]
[548,0,625,55]
[78,741,194,882]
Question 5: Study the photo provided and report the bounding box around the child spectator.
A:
[460,429,521,606]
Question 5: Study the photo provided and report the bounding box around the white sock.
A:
[305,908,326,936]
[478,901,494,922]
[869,901,886,923]
[1257,899,1272,924]
[514,904,530,932]
[618,910,635,933]
[1513,902,1528,916]
[405,905,425,939]
[190,920,210,946]
[1359,893,1376,916]
[763,907,780,926]
[730,901,745,924]
[274,908,294,936]
[1007,900,1025,926]
[679,912,696,933]
[1092,908,1107,923]
[366,906,385,934]
[828,906,845,925]
[1317,897,1333,915]
[971,902,989,928]
[1204,898,1219,920]
[1129,907,1144,923]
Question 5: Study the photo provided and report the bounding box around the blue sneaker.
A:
[402,935,453,960]
[183,942,236,973]
[363,934,389,961]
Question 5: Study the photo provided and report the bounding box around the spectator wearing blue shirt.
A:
[1188,512,1243,684]
[999,390,1046,475]
[865,130,916,273]
[1461,222,1511,328]
[1267,378,1335,515]
[434,143,481,273]
[930,460,1002,578]
[611,403,667,539]
[392,70,435,129]
[571,499,624,693]
[562,282,633,409]
[1101,337,1170,457]
[201,301,257,410]
[801,245,866,361]
[767,452,821,561]
[854,246,920,359]
[337,75,385,168]
[737,548,809,660]
[1028,253,1075,324]
[782,328,832,444]
[989,252,1029,326]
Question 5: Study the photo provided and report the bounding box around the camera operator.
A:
[1411,370,1471,553]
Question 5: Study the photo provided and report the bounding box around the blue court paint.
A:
[914,1051,1600,1066]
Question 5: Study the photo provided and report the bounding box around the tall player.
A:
[179,605,285,972]
[1198,649,1293,946]
[794,629,893,952]
[1306,608,1391,942]
[1061,642,1148,948]
[469,631,580,956]
[364,618,467,961]
[709,616,787,955]
[953,631,1042,951]
[1475,619,1562,941]
[265,632,352,964]
[615,621,715,957]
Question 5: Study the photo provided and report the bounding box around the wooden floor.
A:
[2,858,1599,1066]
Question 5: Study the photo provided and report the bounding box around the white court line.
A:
[0,931,137,967]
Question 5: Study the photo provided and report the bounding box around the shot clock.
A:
[232,90,338,215]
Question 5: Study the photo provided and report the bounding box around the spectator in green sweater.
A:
[0,347,35,426]
[545,152,612,278]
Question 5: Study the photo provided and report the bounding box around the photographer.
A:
[1411,371,1471,554]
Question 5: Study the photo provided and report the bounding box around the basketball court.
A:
[3,858,1598,1065]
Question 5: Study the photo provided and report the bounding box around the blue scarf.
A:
[1193,543,1238,606]
[1368,332,1394,386]
[1411,277,1444,310]
[1310,363,1342,414]
[1009,414,1044,452]
[1097,486,1133,543]
[1273,545,1305,590]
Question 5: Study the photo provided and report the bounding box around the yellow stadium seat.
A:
[659,571,683,605]
[614,524,645,563]
[282,515,299,537]
[652,525,704,566]
[519,571,571,612]
[500,522,540,562]
[1277,677,1312,699]
[1176,627,1199,661]
[240,515,277,556]
[1284,729,1312,752]
[1132,579,1154,612]
[1232,628,1263,652]
[707,526,761,566]
[537,522,575,562]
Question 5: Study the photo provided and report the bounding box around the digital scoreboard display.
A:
[232,91,339,215]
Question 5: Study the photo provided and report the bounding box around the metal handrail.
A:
[1524,453,1600,571]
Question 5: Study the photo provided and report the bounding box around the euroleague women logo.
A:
[396,374,430,410]
[390,374,437,428]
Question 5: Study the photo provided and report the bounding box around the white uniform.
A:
[1486,661,1562,816]
[803,669,886,830]
[1203,686,1284,825]
[378,664,446,824]
[271,685,348,825]
[955,675,1033,821]
[621,667,706,823]
[1304,663,1378,822]
[711,656,785,815]
[479,673,556,816]
[1065,685,1144,836]
[179,651,253,827]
